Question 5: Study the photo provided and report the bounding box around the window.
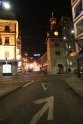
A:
[55,43,59,47]
[5,51,9,58]
[55,51,60,55]
[67,59,72,66]
[76,19,83,36]
[65,43,68,48]
[69,44,71,48]
[74,1,82,18]
[66,52,68,55]
[5,26,10,32]
[5,37,9,45]
[65,43,71,48]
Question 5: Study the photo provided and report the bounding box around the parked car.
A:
[74,69,83,74]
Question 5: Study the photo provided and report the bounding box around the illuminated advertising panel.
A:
[3,64,11,73]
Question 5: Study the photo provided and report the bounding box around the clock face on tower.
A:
[54,31,58,36]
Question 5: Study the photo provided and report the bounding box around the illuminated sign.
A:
[3,64,11,73]
[34,54,40,56]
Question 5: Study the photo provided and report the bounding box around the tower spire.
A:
[50,11,56,31]
[52,12,54,18]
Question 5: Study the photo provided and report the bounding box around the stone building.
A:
[0,10,22,76]
[40,13,76,74]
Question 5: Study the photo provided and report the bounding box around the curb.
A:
[0,86,21,100]
[62,79,83,101]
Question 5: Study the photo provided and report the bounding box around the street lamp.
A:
[63,36,66,39]
[3,2,10,9]
[25,53,28,57]
[0,1,10,9]
[71,30,74,34]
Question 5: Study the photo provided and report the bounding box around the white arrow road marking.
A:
[42,83,52,91]
[23,81,34,87]
[30,96,54,124]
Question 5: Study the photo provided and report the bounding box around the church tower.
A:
[46,13,75,74]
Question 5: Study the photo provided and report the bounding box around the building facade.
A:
[0,11,22,76]
[71,0,83,50]
[40,13,76,74]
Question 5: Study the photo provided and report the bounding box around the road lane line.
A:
[23,81,34,87]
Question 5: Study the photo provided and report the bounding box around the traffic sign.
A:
[78,49,83,58]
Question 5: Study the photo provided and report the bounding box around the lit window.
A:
[5,51,9,58]
[65,43,68,48]
[70,61,72,65]
[67,59,72,65]
[66,52,68,55]
[69,44,71,48]
[67,59,69,65]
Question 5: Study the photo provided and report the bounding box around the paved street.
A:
[0,74,83,124]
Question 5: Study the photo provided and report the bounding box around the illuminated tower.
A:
[46,13,75,74]
[50,12,57,31]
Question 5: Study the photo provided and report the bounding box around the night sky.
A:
[10,0,72,57]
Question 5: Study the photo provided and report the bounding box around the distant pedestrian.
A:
[44,71,46,76]
[68,68,71,73]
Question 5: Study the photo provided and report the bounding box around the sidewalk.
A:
[0,74,83,100]
[62,74,83,100]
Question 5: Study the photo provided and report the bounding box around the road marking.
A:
[23,81,34,87]
[30,96,54,124]
[41,83,52,91]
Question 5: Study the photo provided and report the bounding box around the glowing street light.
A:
[63,36,66,39]
[71,30,74,33]
[0,1,10,9]
[3,2,10,9]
